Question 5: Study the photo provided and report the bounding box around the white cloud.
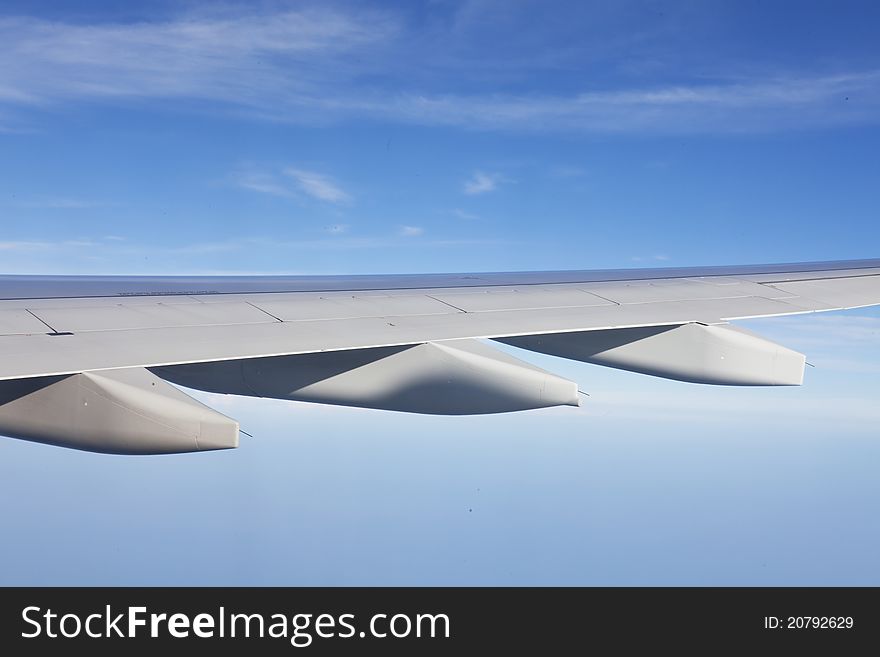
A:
[1,9,876,134]
[14,197,105,209]
[807,357,880,375]
[453,209,481,220]
[630,254,670,263]
[231,166,350,204]
[0,233,509,274]
[233,170,294,198]
[0,240,55,252]
[463,171,502,195]
[0,8,394,107]
[284,168,350,204]
[589,388,880,426]
[392,73,880,134]
[0,239,100,252]
[742,315,880,350]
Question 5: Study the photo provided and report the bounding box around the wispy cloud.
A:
[0,239,100,252]
[807,358,880,375]
[630,254,671,263]
[463,171,503,195]
[743,315,880,349]
[0,240,55,252]
[453,209,481,220]
[588,388,880,426]
[392,73,880,134]
[730,314,880,378]
[0,8,877,134]
[13,197,109,209]
[0,233,507,274]
[232,165,350,204]
[233,169,295,198]
[0,8,394,108]
[284,168,350,204]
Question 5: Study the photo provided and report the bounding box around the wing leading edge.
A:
[1,258,878,453]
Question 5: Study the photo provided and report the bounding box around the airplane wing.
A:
[1,258,879,454]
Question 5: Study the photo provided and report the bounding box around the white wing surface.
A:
[1,259,878,453]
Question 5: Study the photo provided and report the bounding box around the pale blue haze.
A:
[0,1,879,585]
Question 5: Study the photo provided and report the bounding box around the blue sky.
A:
[1,1,879,585]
